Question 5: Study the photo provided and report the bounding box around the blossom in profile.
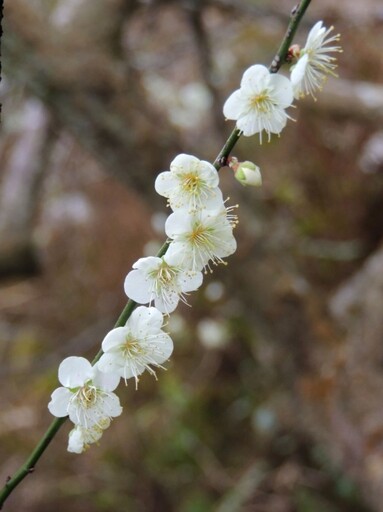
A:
[48,357,122,428]
[155,153,223,211]
[67,419,110,454]
[124,253,203,314]
[98,306,173,387]
[223,64,294,141]
[290,21,342,99]
[165,206,237,272]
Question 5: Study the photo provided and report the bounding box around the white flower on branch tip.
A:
[155,153,223,212]
[48,357,122,428]
[223,64,294,141]
[67,419,110,454]
[165,205,238,272]
[98,306,173,388]
[290,21,342,100]
[124,253,203,314]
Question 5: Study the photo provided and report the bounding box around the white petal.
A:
[291,54,309,94]
[165,241,193,269]
[291,56,307,84]
[179,270,203,293]
[58,356,93,388]
[269,74,294,108]
[169,189,225,212]
[198,160,220,187]
[154,292,179,314]
[167,239,203,271]
[98,352,124,372]
[199,188,225,210]
[223,89,245,120]
[67,427,85,453]
[98,393,122,419]
[119,363,145,381]
[129,305,164,334]
[124,269,153,304]
[267,111,287,134]
[68,423,106,453]
[93,362,120,391]
[102,327,128,353]
[48,387,71,417]
[154,172,178,198]
[170,153,200,171]
[133,256,162,273]
[240,64,270,94]
[150,333,174,363]
[68,405,88,428]
[236,112,262,137]
[305,21,325,49]
[163,248,186,268]
[215,232,237,257]
[165,210,191,238]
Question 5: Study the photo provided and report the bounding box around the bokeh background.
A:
[2,0,383,510]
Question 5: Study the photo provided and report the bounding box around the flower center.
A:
[181,172,201,194]
[189,223,212,247]
[122,336,145,358]
[250,92,275,113]
[152,261,177,286]
[77,385,98,409]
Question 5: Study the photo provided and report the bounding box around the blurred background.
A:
[2,0,383,510]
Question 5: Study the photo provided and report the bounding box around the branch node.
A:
[291,4,299,16]
[270,55,281,73]
[218,156,228,168]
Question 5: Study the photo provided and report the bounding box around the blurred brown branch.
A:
[0,100,53,276]
[4,0,181,201]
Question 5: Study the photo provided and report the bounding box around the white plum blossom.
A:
[67,419,110,454]
[98,306,173,387]
[165,206,237,272]
[124,253,203,314]
[48,357,122,428]
[223,64,294,141]
[290,21,342,99]
[155,153,223,211]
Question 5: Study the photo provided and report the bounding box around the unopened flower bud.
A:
[286,44,301,63]
[229,158,262,187]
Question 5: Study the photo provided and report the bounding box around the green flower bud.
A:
[234,161,262,187]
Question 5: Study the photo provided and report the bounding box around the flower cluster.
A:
[48,357,122,453]
[223,20,341,140]
[48,152,237,453]
[48,19,341,455]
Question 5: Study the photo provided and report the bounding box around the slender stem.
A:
[0,417,67,508]
[269,0,312,74]
[213,128,242,170]
[0,1,312,507]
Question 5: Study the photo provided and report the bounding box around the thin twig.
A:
[0,0,312,507]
